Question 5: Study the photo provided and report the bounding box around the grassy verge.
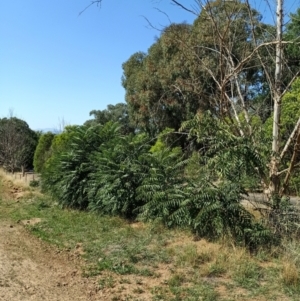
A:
[1,175,300,300]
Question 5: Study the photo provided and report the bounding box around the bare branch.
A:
[281,70,300,97]
[79,0,103,16]
[170,0,198,16]
[280,117,300,160]
[142,15,163,31]
[280,129,300,195]
[153,7,172,25]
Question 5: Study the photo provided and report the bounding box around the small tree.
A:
[0,117,38,173]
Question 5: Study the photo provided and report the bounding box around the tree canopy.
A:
[122,0,273,137]
[85,103,135,134]
[12,0,300,247]
[0,117,38,172]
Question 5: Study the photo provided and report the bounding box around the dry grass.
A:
[0,168,41,201]
[281,261,299,287]
[280,241,300,292]
[0,168,39,187]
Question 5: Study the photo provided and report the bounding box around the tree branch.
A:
[170,0,198,16]
[79,1,103,16]
[280,117,300,160]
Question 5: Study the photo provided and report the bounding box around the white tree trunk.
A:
[269,0,284,200]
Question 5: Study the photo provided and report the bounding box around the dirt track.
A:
[0,220,98,301]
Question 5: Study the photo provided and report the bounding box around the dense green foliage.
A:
[33,132,55,173]
[137,147,187,226]
[42,123,120,209]
[0,117,38,172]
[285,8,300,76]
[39,118,275,247]
[85,103,135,134]
[5,0,300,247]
[122,0,272,137]
[88,133,151,218]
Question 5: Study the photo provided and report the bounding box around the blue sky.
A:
[0,0,298,130]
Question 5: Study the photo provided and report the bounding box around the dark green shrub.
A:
[33,132,55,173]
[88,133,151,218]
[29,180,40,187]
[42,122,120,209]
[137,147,189,227]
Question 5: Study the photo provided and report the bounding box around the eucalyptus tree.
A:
[263,78,300,195]
[168,0,300,203]
[285,8,300,77]
[189,0,269,124]
[122,23,207,136]
[122,1,273,140]
[85,103,135,134]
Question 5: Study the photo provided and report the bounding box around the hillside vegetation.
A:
[2,1,300,299]
[1,171,300,300]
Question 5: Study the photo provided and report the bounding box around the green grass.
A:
[0,194,172,275]
[1,177,300,300]
[232,259,263,288]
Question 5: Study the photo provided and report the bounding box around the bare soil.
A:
[0,211,168,301]
[0,220,99,301]
[0,173,163,301]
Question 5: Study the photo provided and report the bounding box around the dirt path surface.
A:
[0,220,98,301]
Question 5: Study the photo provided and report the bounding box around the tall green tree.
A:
[122,23,208,136]
[190,0,273,122]
[122,1,271,137]
[285,8,300,74]
[85,103,135,134]
[33,132,55,173]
